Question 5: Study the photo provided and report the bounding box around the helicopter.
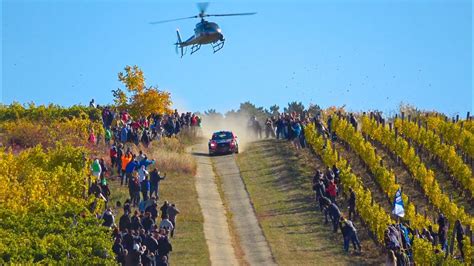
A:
[150,3,256,57]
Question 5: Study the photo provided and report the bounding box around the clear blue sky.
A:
[2,0,472,116]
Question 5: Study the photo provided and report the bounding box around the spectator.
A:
[157,229,173,261]
[454,220,465,260]
[150,169,166,198]
[325,200,341,232]
[167,203,180,238]
[326,180,338,203]
[159,214,174,232]
[340,217,361,253]
[91,158,102,180]
[160,201,170,219]
[386,250,397,266]
[119,211,131,232]
[120,152,132,186]
[101,208,115,227]
[141,175,151,201]
[437,213,449,251]
[348,187,356,220]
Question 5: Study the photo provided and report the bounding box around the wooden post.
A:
[467,112,471,120]
[389,123,393,131]
[395,114,398,120]
[401,112,405,120]
[456,114,459,122]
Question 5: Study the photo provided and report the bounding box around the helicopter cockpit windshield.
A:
[195,21,220,35]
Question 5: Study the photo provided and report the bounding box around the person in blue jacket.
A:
[125,157,139,185]
[120,126,128,143]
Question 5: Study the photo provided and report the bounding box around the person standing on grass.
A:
[116,144,124,176]
[326,180,338,204]
[91,158,102,180]
[167,203,180,238]
[125,157,139,186]
[141,175,151,201]
[105,128,112,145]
[348,187,356,220]
[138,165,149,183]
[130,175,141,207]
[110,145,118,170]
[119,211,131,232]
[437,213,449,252]
[160,201,170,219]
[150,169,166,198]
[99,158,107,179]
[121,152,132,186]
[100,177,111,205]
[159,214,174,232]
[157,229,173,263]
[454,220,465,260]
[340,217,361,253]
[324,199,341,232]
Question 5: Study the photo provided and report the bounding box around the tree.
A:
[116,65,172,117]
[284,101,305,116]
[307,104,322,118]
[111,88,127,111]
[269,104,280,116]
[130,86,172,117]
[238,101,267,120]
[204,109,223,119]
[118,65,145,94]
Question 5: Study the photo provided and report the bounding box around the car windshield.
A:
[212,132,233,140]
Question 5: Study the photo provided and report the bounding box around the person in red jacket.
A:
[110,145,118,169]
[326,180,338,203]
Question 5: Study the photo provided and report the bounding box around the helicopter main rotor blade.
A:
[205,12,257,17]
[149,16,198,24]
[197,2,209,14]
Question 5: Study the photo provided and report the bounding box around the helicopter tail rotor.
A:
[175,29,184,57]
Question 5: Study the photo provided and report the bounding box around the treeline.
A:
[202,101,322,120]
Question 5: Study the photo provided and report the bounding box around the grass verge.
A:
[236,139,384,265]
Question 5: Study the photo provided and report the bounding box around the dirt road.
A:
[192,143,275,265]
[192,144,239,266]
[213,154,276,265]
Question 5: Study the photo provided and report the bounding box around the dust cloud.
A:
[200,113,258,152]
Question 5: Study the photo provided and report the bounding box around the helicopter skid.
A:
[190,44,201,55]
[212,39,225,53]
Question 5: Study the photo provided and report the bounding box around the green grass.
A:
[236,139,384,265]
[109,171,210,265]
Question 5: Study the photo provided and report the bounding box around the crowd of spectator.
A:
[85,102,198,265]
[261,111,469,263]
[88,103,202,147]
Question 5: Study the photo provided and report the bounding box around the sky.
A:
[2,0,473,116]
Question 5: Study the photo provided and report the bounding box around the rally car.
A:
[208,131,239,155]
